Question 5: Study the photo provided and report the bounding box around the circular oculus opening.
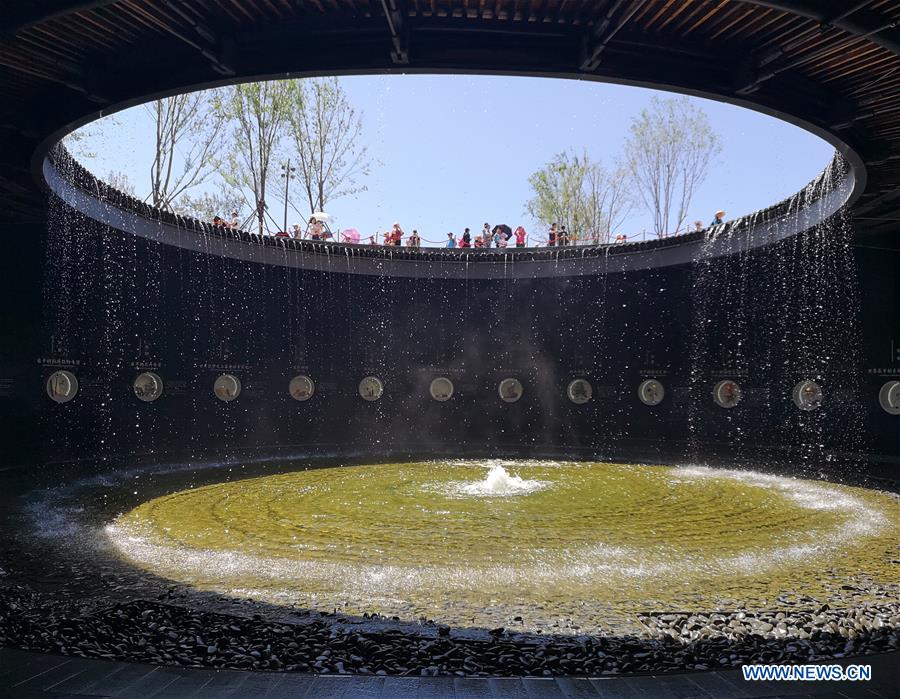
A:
[46,75,854,280]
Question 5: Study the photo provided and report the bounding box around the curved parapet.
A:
[44,146,857,279]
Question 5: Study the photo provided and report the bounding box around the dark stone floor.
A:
[1,648,897,698]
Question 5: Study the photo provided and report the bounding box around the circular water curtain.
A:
[713,379,743,409]
[133,372,163,402]
[879,381,900,415]
[498,378,524,403]
[429,377,454,402]
[46,370,78,403]
[213,374,241,402]
[793,380,823,411]
[567,378,592,404]
[638,379,665,406]
[359,376,384,402]
[288,375,315,401]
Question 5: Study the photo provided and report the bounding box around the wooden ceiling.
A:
[1,0,900,230]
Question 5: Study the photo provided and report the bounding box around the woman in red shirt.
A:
[390,222,404,246]
[514,226,527,247]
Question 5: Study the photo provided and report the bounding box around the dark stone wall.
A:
[1,203,898,473]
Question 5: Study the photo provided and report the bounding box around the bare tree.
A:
[105,170,136,197]
[62,127,97,161]
[147,92,226,211]
[285,77,371,216]
[215,81,293,234]
[624,96,722,238]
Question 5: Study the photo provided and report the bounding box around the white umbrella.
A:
[311,211,330,222]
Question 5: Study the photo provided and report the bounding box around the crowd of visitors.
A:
[209,209,727,249]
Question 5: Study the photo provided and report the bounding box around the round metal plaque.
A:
[713,379,742,409]
[638,379,665,406]
[878,380,900,415]
[792,380,823,411]
[46,370,78,403]
[133,372,163,402]
[359,376,384,402]
[567,378,592,404]
[289,375,315,401]
[429,377,454,402]
[213,374,241,402]
[498,378,523,403]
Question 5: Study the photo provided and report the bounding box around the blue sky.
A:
[73,74,834,243]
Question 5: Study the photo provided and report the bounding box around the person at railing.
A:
[460,228,472,247]
[694,220,704,232]
[407,229,421,248]
[445,232,456,248]
[496,229,508,248]
[229,211,240,229]
[548,223,558,247]
[474,234,484,248]
[710,210,725,226]
[212,215,225,227]
[309,216,324,240]
[478,223,494,248]
[514,226,527,248]
[291,224,302,239]
[390,222,404,246]
[558,225,570,246]
[615,234,628,244]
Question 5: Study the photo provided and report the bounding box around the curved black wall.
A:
[1,198,898,474]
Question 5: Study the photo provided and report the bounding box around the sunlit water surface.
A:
[107,460,900,632]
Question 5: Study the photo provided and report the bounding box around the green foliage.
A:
[213,81,295,234]
[175,187,244,224]
[526,150,633,244]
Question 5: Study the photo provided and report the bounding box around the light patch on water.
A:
[672,466,888,535]
[93,460,900,629]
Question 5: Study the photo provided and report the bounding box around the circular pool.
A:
[107,459,900,634]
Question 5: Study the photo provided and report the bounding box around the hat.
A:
[715,210,726,218]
